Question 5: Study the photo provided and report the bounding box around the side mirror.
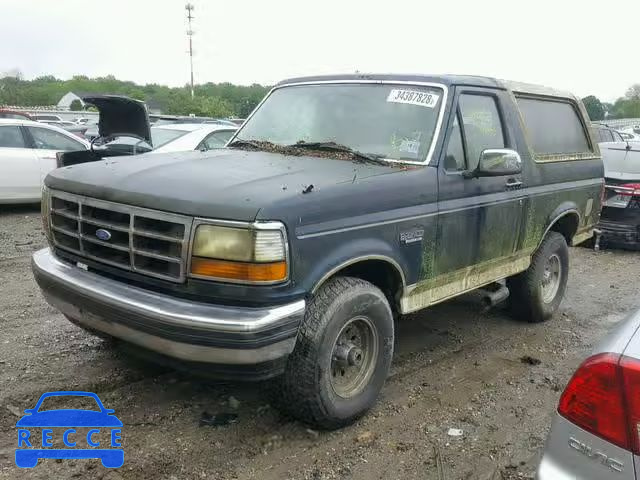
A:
[464,149,522,178]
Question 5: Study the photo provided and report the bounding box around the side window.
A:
[516,97,590,155]
[595,127,614,143]
[0,126,27,148]
[593,127,604,143]
[443,113,466,171]
[28,127,83,151]
[199,130,235,151]
[458,94,505,170]
[603,129,615,142]
[613,131,624,142]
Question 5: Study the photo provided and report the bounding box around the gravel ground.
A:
[1,205,639,480]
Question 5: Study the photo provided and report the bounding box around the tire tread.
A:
[273,276,391,429]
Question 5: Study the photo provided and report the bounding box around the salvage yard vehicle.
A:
[103,123,238,154]
[57,96,238,164]
[32,74,603,429]
[56,95,152,166]
[0,109,32,120]
[537,308,640,480]
[598,141,640,249]
[591,123,625,143]
[0,119,89,203]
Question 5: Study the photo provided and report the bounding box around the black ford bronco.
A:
[33,74,603,428]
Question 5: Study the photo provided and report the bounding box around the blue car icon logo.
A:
[15,391,123,468]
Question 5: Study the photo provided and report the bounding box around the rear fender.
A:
[538,203,580,248]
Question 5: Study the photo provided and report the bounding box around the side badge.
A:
[400,229,424,245]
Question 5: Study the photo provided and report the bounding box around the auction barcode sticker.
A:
[387,89,439,108]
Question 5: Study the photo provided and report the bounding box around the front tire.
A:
[508,231,569,323]
[274,276,394,429]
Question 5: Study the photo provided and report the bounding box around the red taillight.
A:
[558,353,640,454]
[616,183,640,197]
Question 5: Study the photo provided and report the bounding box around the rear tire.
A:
[272,276,394,429]
[507,231,569,323]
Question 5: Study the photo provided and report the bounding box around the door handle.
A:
[505,179,523,190]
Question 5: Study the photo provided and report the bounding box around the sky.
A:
[1,0,638,102]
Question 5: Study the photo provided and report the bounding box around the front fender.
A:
[296,236,409,294]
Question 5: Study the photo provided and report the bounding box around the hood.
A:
[83,95,152,144]
[601,142,640,181]
[45,149,398,221]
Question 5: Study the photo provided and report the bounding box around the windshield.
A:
[151,127,190,148]
[235,84,444,162]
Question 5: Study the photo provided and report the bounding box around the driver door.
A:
[434,88,525,289]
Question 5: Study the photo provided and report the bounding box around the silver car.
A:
[537,309,640,479]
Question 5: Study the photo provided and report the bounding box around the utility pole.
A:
[185,3,195,99]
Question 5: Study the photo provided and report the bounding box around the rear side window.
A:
[517,97,591,156]
[150,128,189,148]
[0,125,27,148]
[594,127,614,143]
[199,130,235,150]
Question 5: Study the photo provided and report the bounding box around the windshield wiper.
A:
[289,141,387,165]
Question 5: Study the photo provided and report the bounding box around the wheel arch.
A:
[310,255,407,312]
[539,205,581,249]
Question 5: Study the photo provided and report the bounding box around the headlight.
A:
[190,222,287,284]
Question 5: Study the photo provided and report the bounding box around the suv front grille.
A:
[48,190,193,282]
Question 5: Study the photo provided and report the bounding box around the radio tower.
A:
[185,3,195,99]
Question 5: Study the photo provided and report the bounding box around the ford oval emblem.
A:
[95,229,112,241]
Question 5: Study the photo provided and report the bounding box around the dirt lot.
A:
[1,205,639,480]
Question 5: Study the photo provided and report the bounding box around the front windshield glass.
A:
[236,84,444,162]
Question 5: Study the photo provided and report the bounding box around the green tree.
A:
[610,97,640,119]
[625,84,640,100]
[582,95,605,121]
[0,74,269,115]
[69,99,83,111]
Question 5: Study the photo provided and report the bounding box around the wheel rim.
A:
[541,253,562,304]
[330,316,379,399]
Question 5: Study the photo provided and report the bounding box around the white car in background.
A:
[619,126,640,142]
[0,119,89,203]
[151,123,238,152]
[56,96,239,168]
[31,113,63,122]
[101,123,238,154]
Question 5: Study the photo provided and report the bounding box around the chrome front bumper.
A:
[32,248,305,366]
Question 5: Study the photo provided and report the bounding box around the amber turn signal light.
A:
[190,257,287,283]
